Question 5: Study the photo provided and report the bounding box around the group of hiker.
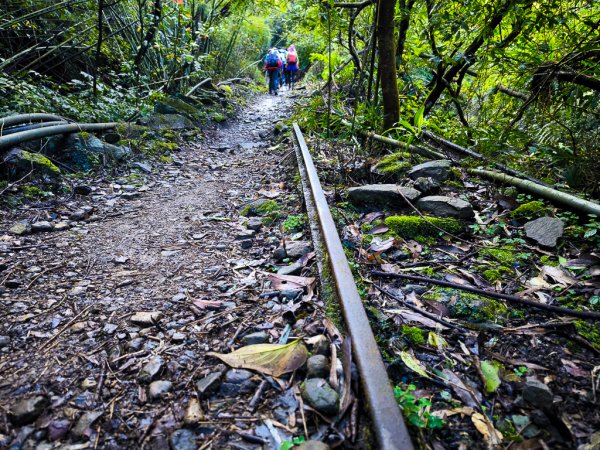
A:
[264,45,299,95]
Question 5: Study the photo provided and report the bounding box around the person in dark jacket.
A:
[264,48,282,95]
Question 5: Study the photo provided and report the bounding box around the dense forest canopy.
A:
[0,0,599,192]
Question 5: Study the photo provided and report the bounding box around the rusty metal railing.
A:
[292,123,414,450]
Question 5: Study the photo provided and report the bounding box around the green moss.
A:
[479,248,516,265]
[20,151,60,176]
[220,85,233,96]
[212,113,226,123]
[385,215,462,239]
[401,326,426,345]
[511,201,547,220]
[373,152,412,176]
[450,167,463,179]
[540,255,559,267]
[574,320,600,350]
[444,180,464,189]
[482,266,512,283]
[451,292,508,323]
[143,140,178,156]
[160,130,178,141]
[20,185,46,199]
[159,155,173,164]
[240,199,280,218]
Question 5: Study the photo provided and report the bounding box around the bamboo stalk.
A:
[469,169,600,217]
[0,114,66,128]
[0,123,118,150]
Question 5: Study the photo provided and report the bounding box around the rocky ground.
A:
[0,91,355,449]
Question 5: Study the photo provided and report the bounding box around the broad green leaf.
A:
[414,105,425,133]
[208,340,308,378]
[400,350,430,379]
[427,331,448,350]
[480,360,501,394]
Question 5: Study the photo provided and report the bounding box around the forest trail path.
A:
[0,90,306,448]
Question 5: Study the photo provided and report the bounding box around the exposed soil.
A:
[0,92,357,449]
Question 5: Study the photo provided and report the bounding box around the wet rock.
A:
[522,377,553,409]
[347,184,421,209]
[9,396,49,425]
[130,311,163,327]
[408,160,451,181]
[0,335,9,347]
[241,331,269,345]
[54,221,70,231]
[138,355,164,383]
[170,429,197,450]
[416,195,474,219]
[71,410,103,438]
[524,216,564,248]
[133,162,152,173]
[149,380,173,401]
[246,218,263,231]
[73,185,92,195]
[413,177,441,195]
[307,355,330,378]
[9,222,30,236]
[277,262,302,276]
[296,441,331,450]
[196,372,223,399]
[301,378,339,416]
[239,198,276,217]
[220,369,257,396]
[285,241,311,259]
[142,113,195,130]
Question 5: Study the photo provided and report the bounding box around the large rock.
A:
[141,113,195,130]
[347,185,421,209]
[522,378,553,409]
[524,216,564,247]
[9,396,49,425]
[408,160,451,182]
[416,195,474,219]
[155,96,204,123]
[47,134,131,170]
[2,148,60,182]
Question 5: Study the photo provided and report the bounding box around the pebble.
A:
[246,218,263,231]
[9,395,49,425]
[277,262,303,276]
[71,410,103,437]
[128,337,145,351]
[9,223,30,236]
[103,323,118,334]
[310,335,330,356]
[240,239,253,249]
[0,335,10,348]
[241,331,269,345]
[172,293,187,302]
[220,369,257,396]
[171,332,186,342]
[138,355,164,383]
[285,240,311,259]
[184,398,203,425]
[523,377,553,409]
[196,372,223,399]
[148,380,173,401]
[130,311,163,327]
[170,429,197,450]
[301,378,339,415]
[69,210,87,221]
[307,355,330,378]
[5,279,21,289]
[273,247,287,261]
[296,441,331,450]
[31,221,54,232]
[54,221,71,231]
[74,185,92,195]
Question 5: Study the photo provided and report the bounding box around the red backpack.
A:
[287,52,297,64]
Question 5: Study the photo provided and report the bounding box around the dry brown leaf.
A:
[208,340,308,378]
[385,309,448,329]
[370,224,390,235]
[541,265,577,286]
[192,299,223,310]
[472,412,503,447]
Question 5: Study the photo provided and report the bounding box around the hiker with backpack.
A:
[278,48,288,89]
[286,45,299,89]
[264,48,282,95]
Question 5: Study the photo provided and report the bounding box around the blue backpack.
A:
[266,52,279,68]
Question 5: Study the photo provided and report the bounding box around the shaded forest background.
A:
[0,0,599,193]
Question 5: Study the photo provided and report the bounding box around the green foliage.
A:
[511,201,548,220]
[394,384,444,430]
[280,436,306,450]
[385,215,462,239]
[401,326,426,346]
[479,248,516,266]
[282,214,306,233]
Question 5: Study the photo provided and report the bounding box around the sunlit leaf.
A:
[480,360,501,394]
[400,350,430,378]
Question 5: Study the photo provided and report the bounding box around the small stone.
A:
[4,279,21,289]
[240,239,253,249]
[81,378,97,390]
[133,162,152,173]
[128,337,144,351]
[246,218,263,231]
[0,335,10,347]
[148,380,173,401]
[130,311,163,327]
[273,247,287,261]
[310,335,330,356]
[416,195,474,219]
[301,378,339,416]
[408,160,451,181]
[307,355,330,378]
[522,377,553,409]
[71,410,103,437]
[220,369,257,397]
[170,429,197,450]
[103,323,118,334]
[9,396,49,425]
[73,185,92,195]
[31,221,53,232]
[54,221,71,231]
[196,372,222,399]
[9,223,30,236]
[277,262,302,276]
[48,419,71,441]
[414,177,441,195]
[241,331,269,345]
[172,293,186,302]
[524,216,564,248]
[69,210,88,221]
[236,230,255,240]
[280,289,303,300]
[184,398,203,425]
[296,441,331,450]
[285,241,311,259]
[138,356,164,383]
[172,332,186,342]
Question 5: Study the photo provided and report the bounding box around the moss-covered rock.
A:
[401,325,426,345]
[3,148,60,182]
[385,215,462,239]
[372,152,412,179]
[479,247,516,265]
[240,199,280,217]
[155,96,204,122]
[511,201,547,220]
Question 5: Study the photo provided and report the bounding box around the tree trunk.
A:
[396,0,415,68]
[134,0,161,73]
[93,0,105,100]
[376,0,399,130]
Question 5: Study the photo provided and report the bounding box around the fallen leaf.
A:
[208,340,308,378]
[400,350,430,379]
[441,369,481,408]
[423,300,450,317]
[480,360,501,394]
[386,309,447,329]
[258,188,281,198]
[541,265,577,286]
[405,241,422,260]
[370,224,389,234]
[471,412,503,446]
[380,263,400,274]
[362,212,384,224]
[267,273,316,292]
[192,299,223,310]
[428,331,449,350]
[444,274,473,286]
[368,237,394,253]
